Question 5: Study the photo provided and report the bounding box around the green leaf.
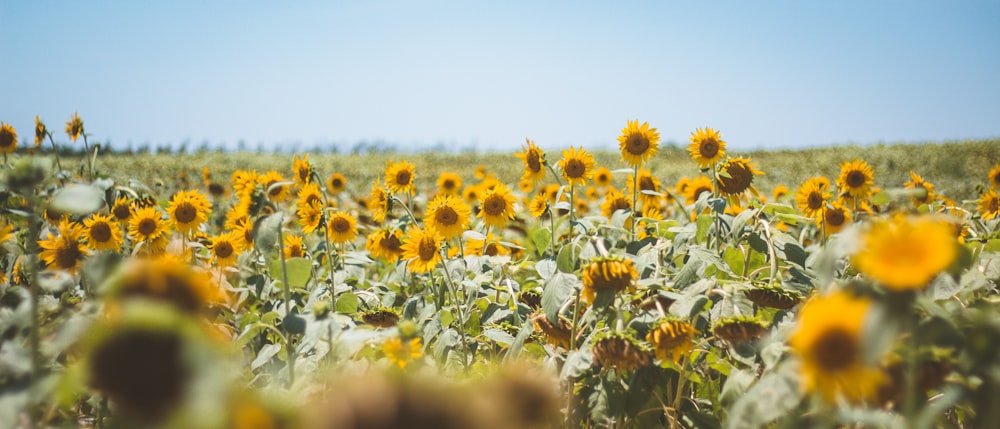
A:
[251,343,281,370]
[504,318,534,363]
[482,328,515,346]
[336,291,359,314]
[726,368,803,429]
[270,257,313,289]
[542,272,576,322]
[556,243,578,273]
[530,228,551,254]
[695,214,713,243]
[49,184,104,215]
[254,213,285,254]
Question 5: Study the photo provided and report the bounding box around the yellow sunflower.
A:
[382,337,423,369]
[593,167,613,188]
[166,190,211,235]
[478,183,517,229]
[111,196,133,224]
[836,159,875,201]
[283,234,306,259]
[581,256,636,304]
[0,122,17,153]
[772,184,790,201]
[979,189,999,220]
[369,180,391,223]
[326,211,358,244]
[517,178,533,194]
[109,256,223,314]
[627,168,662,209]
[795,177,830,219]
[716,157,763,205]
[684,176,714,205]
[820,202,851,236]
[128,206,169,255]
[990,164,1000,190]
[601,188,632,219]
[327,172,347,195]
[296,182,324,212]
[462,184,483,205]
[852,215,958,291]
[789,291,882,403]
[261,170,290,203]
[83,213,123,252]
[528,192,550,218]
[904,171,935,206]
[436,172,462,195]
[366,228,404,262]
[292,154,313,187]
[384,160,416,195]
[557,146,595,187]
[229,216,255,252]
[687,127,726,168]
[34,116,47,148]
[400,226,443,273]
[209,231,240,267]
[38,218,89,274]
[464,232,510,257]
[647,318,697,363]
[426,194,471,239]
[618,119,660,166]
[515,138,547,184]
[231,170,260,199]
[65,112,84,142]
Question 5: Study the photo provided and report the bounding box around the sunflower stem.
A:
[548,205,556,256]
[439,250,470,369]
[81,132,92,181]
[569,287,582,351]
[27,208,43,427]
[569,183,576,238]
[46,133,63,175]
[631,164,639,241]
[545,162,564,188]
[277,217,297,387]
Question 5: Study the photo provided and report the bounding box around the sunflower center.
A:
[639,176,656,192]
[215,242,234,259]
[693,186,712,202]
[812,327,857,371]
[90,222,112,242]
[718,162,753,194]
[381,234,402,253]
[527,151,542,173]
[434,206,458,226]
[483,195,507,216]
[698,139,719,159]
[287,244,303,258]
[267,183,283,198]
[55,241,83,269]
[483,242,499,256]
[138,218,158,236]
[442,179,456,191]
[174,203,197,224]
[626,134,650,155]
[846,171,867,188]
[418,237,437,261]
[597,172,610,184]
[608,197,630,213]
[993,172,1000,186]
[395,170,412,186]
[208,183,225,197]
[0,132,14,148]
[331,177,344,188]
[563,159,586,179]
[331,217,351,233]
[825,207,846,226]
[808,191,825,210]
[113,204,131,221]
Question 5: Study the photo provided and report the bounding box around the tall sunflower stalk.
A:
[618,119,660,242]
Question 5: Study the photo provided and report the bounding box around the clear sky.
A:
[2,0,999,152]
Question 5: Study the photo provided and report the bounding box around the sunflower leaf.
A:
[542,272,576,323]
[49,184,104,215]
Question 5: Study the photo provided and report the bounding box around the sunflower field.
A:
[1,115,1000,429]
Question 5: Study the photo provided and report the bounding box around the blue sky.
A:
[2,0,998,152]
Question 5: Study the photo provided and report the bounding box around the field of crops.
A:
[1,117,999,428]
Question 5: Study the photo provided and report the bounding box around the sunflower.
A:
[647,318,697,363]
[581,256,637,304]
[789,291,882,403]
[593,167,613,188]
[712,317,768,345]
[436,172,462,195]
[229,216,255,252]
[65,112,84,142]
[990,164,1000,189]
[296,182,324,212]
[34,116,47,148]
[820,202,851,236]
[795,177,831,219]
[531,313,573,349]
[557,146,595,187]
[836,159,875,202]
[110,257,221,314]
[745,285,802,309]
[383,337,423,369]
[592,332,651,372]
[209,231,240,267]
[464,232,510,257]
[618,119,660,166]
[260,171,290,203]
[684,176,714,205]
[292,154,313,187]
[83,213,123,252]
[515,138,547,184]
[38,218,88,273]
[426,194,471,239]
[401,226,443,273]
[231,170,261,199]
[528,192,550,218]
[327,172,347,195]
[369,180,391,223]
[627,168,662,209]
[600,188,632,220]
[326,211,358,244]
[687,127,726,168]
[0,122,17,153]
[462,184,483,205]
[852,215,958,291]
[281,234,306,259]
[166,190,211,235]
[977,189,999,220]
[366,228,404,262]
[128,206,169,255]
[111,196,134,223]
[478,183,516,229]
[904,171,935,206]
[717,157,763,205]
[384,160,416,195]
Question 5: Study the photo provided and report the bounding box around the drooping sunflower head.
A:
[647,318,697,363]
[478,183,516,229]
[292,153,313,186]
[327,211,359,244]
[65,112,84,142]
[581,256,637,303]
[384,160,416,195]
[369,180,391,223]
[990,164,1000,190]
[820,202,852,236]
[713,316,768,345]
[209,231,240,267]
[38,218,88,274]
[592,331,651,372]
[0,122,17,153]
[717,157,763,200]
[34,116,47,148]
[167,189,211,235]
[789,290,882,403]
[687,127,726,168]
[516,138,547,184]
[744,285,803,310]
[436,172,462,195]
[365,228,404,262]
[836,159,875,200]
[361,307,400,328]
[426,194,471,239]
[327,172,347,195]
[978,188,999,220]
[904,171,935,206]
[852,215,958,291]
[83,213,123,252]
[795,176,831,219]
[557,146,595,187]
[531,312,572,349]
[618,119,660,166]
[401,226,442,274]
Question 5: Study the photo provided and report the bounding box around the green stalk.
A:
[277,218,296,387]
[631,164,639,241]
[439,250,471,369]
